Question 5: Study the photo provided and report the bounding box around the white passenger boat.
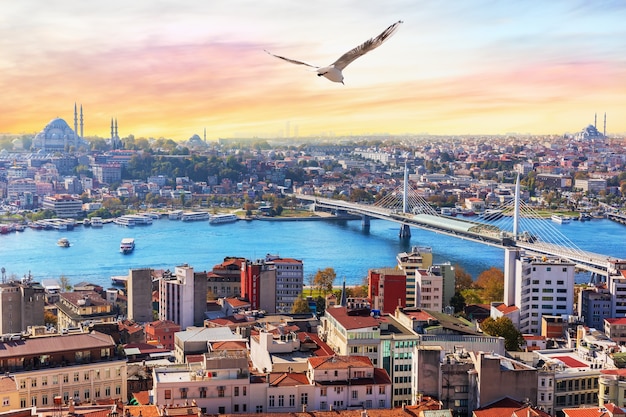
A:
[90,217,104,227]
[168,210,183,220]
[551,214,571,224]
[120,238,135,254]
[209,213,239,224]
[479,209,504,221]
[181,211,210,222]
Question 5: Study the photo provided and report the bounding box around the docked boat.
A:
[209,213,239,224]
[168,210,183,220]
[111,275,128,286]
[479,209,504,221]
[57,237,70,248]
[440,207,456,217]
[181,211,210,222]
[120,238,135,254]
[90,217,104,227]
[551,214,571,224]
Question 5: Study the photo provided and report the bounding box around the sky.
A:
[1,0,626,141]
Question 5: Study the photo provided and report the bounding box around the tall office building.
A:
[504,249,575,335]
[0,278,45,334]
[127,268,153,323]
[159,265,207,329]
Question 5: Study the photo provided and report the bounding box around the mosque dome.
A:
[32,117,80,152]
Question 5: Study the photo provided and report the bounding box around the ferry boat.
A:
[479,209,504,221]
[114,216,135,227]
[209,213,239,224]
[120,238,135,254]
[551,214,571,224]
[111,275,128,286]
[440,207,456,217]
[57,237,70,248]
[168,210,183,220]
[90,217,104,227]
[114,214,152,227]
[181,211,210,222]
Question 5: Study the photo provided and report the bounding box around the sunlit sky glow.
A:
[1,1,625,141]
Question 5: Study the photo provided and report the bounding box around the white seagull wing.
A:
[331,20,403,71]
[264,50,319,68]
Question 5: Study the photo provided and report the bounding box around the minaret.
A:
[111,118,114,140]
[74,103,78,137]
[594,113,597,128]
[115,118,118,139]
[204,128,207,143]
[604,113,606,137]
[80,105,84,139]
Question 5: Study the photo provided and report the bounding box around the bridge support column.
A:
[361,215,370,228]
[399,224,411,239]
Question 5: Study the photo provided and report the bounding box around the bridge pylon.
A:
[399,224,411,238]
[362,215,370,228]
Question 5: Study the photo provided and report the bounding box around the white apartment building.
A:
[152,350,255,415]
[159,265,207,330]
[505,249,575,335]
[152,352,391,414]
[415,269,443,312]
[321,306,381,366]
[397,246,433,308]
[264,255,303,313]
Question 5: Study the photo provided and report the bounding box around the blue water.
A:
[0,217,624,288]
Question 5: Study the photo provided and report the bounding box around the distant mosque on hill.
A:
[31,103,122,152]
[574,112,607,141]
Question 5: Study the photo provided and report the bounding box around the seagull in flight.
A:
[265,20,403,84]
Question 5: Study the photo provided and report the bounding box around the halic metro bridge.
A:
[294,170,620,279]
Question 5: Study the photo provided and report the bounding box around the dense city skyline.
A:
[2,1,626,140]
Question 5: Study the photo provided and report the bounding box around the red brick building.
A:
[368,268,407,314]
[144,320,180,350]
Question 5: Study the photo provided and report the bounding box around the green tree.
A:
[314,268,337,295]
[291,297,311,314]
[480,316,523,351]
[449,291,466,314]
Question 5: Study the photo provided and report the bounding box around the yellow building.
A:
[0,374,19,412]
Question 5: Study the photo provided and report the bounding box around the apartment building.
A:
[159,265,207,329]
[504,249,575,335]
[397,246,433,308]
[241,254,303,314]
[0,279,45,334]
[55,291,116,331]
[0,332,127,408]
[41,194,83,218]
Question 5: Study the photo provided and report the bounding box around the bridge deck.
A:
[297,194,614,274]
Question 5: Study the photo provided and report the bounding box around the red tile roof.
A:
[325,307,380,330]
[552,355,587,368]
[308,355,372,369]
[269,372,310,386]
[0,332,114,358]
